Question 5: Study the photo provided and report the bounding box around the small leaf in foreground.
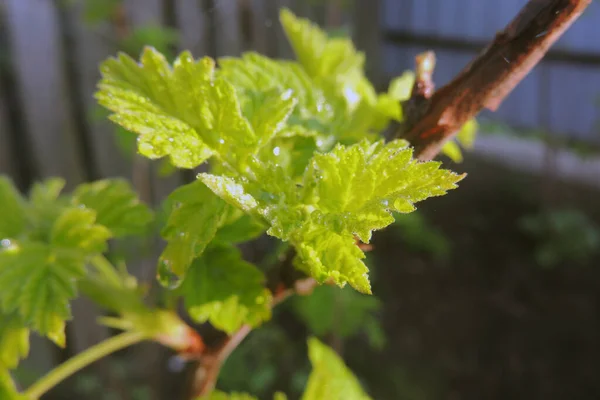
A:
[72,179,153,237]
[0,313,29,369]
[0,177,26,240]
[182,245,271,334]
[302,337,372,400]
[0,242,85,346]
[159,180,227,286]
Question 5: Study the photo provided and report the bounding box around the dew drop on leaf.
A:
[157,259,183,289]
[1,238,11,248]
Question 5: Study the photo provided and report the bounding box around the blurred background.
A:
[1,0,600,399]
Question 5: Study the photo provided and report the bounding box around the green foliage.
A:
[293,285,385,349]
[519,209,600,267]
[0,369,22,400]
[0,176,152,348]
[181,245,272,334]
[1,7,469,399]
[0,313,29,370]
[301,338,371,400]
[159,181,227,283]
[96,9,462,297]
[392,212,451,260]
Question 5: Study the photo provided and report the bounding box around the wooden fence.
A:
[382,0,600,145]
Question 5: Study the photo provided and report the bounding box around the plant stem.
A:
[90,254,123,287]
[24,331,146,399]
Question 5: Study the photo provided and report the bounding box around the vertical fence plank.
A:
[0,83,15,178]
[175,0,209,56]
[270,0,294,59]
[547,62,600,143]
[352,0,382,84]
[213,0,242,57]
[124,0,184,205]
[248,0,270,55]
[71,1,130,180]
[5,0,85,188]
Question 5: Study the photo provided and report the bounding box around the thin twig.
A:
[397,0,591,161]
[190,281,312,398]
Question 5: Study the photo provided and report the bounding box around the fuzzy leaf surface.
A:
[182,245,271,334]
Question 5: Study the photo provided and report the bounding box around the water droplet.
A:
[381,199,389,207]
[157,259,183,289]
[281,89,293,100]
[272,146,281,156]
[167,355,187,373]
[1,238,11,248]
[219,138,225,144]
[168,137,174,143]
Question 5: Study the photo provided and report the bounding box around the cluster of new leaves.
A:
[0,176,153,386]
[197,338,371,400]
[95,7,463,340]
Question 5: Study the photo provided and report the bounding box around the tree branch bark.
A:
[397,0,591,161]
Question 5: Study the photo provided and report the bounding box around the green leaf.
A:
[292,224,371,294]
[51,208,112,254]
[301,337,371,400]
[279,9,363,82]
[82,0,121,24]
[159,180,227,283]
[303,139,464,243]
[218,52,337,136]
[388,71,415,101]
[26,178,69,242]
[0,177,26,239]
[213,208,266,244]
[197,391,258,400]
[0,242,85,346]
[457,118,478,149]
[441,140,463,163]
[97,47,258,169]
[71,179,153,237]
[0,369,22,400]
[182,245,271,334]
[293,285,384,349]
[0,313,29,369]
[120,26,179,56]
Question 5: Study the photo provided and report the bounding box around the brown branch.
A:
[188,277,317,398]
[396,0,591,161]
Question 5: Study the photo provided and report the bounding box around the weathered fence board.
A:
[547,62,600,144]
[5,0,85,188]
[0,82,15,177]
[70,0,130,180]
[175,0,209,56]
[213,0,243,57]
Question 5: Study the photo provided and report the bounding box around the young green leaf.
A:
[279,9,363,82]
[159,180,227,284]
[197,391,258,400]
[51,208,112,254]
[303,139,464,243]
[0,313,29,370]
[293,285,384,349]
[292,224,371,294]
[0,177,26,240]
[71,179,153,237]
[0,242,85,347]
[97,47,259,169]
[0,369,22,400]
[301,337,372,400]
[182,245,272,334]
